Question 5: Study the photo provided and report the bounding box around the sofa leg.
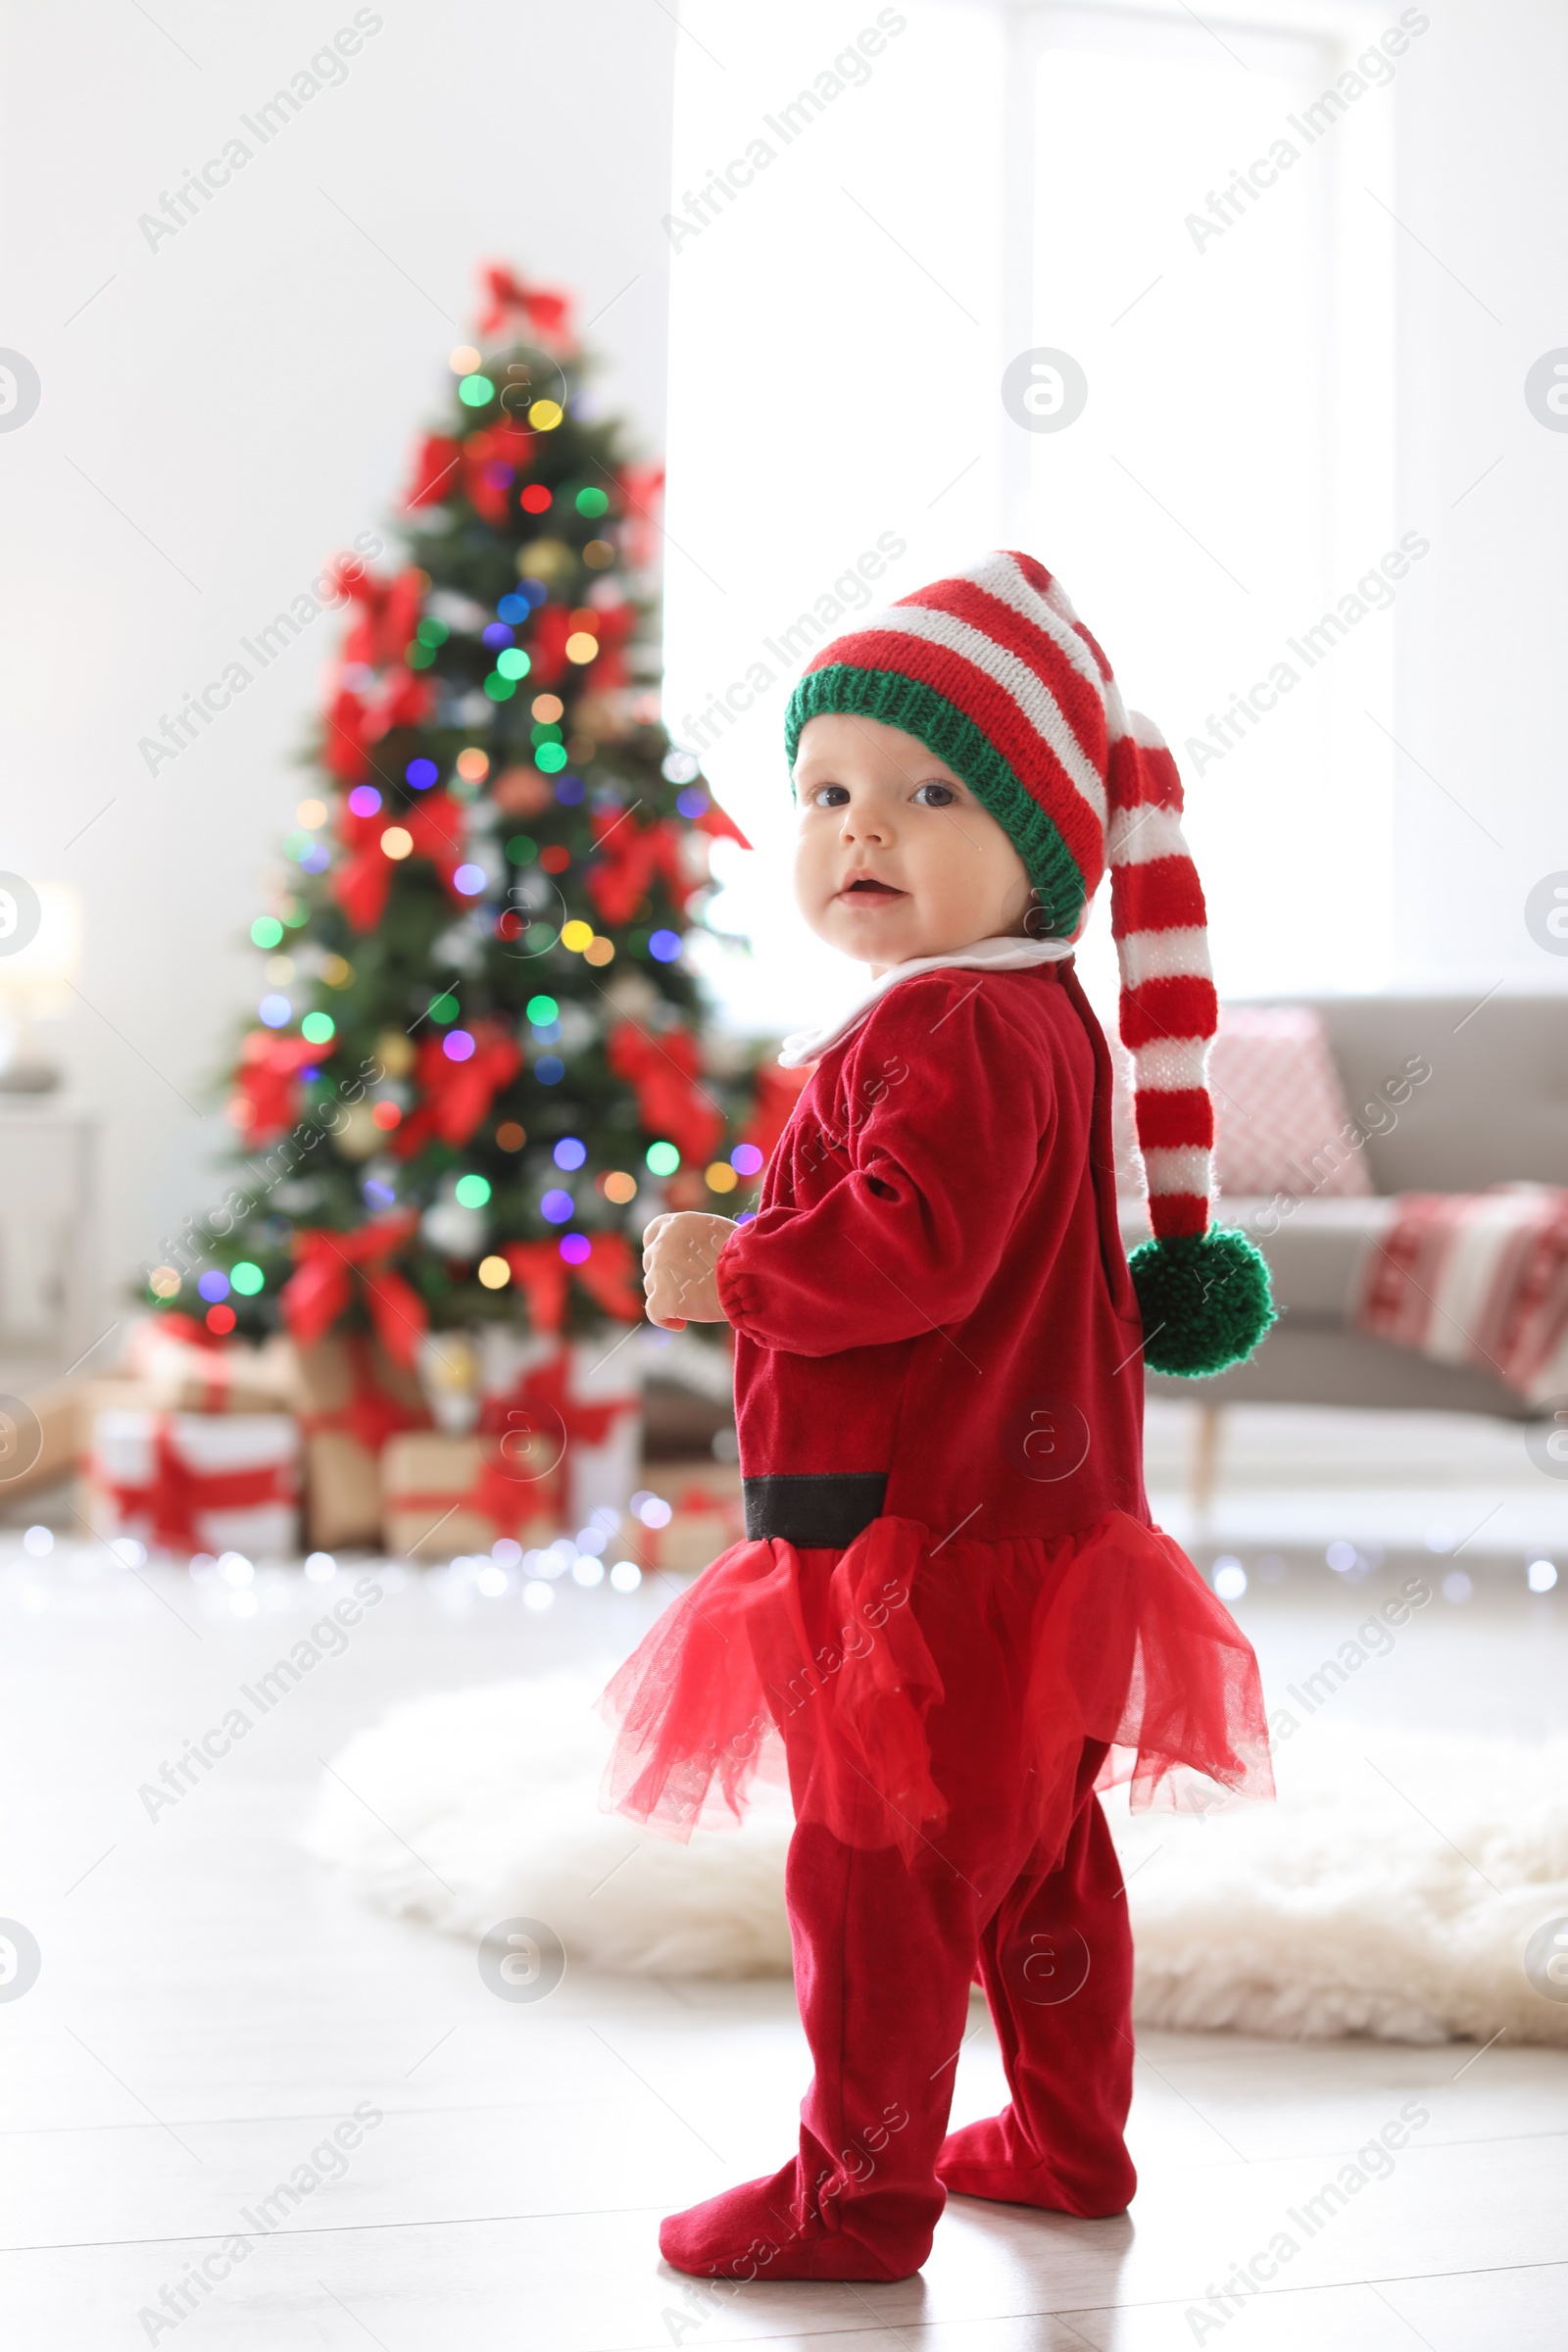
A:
[1191,1401,1223,1522]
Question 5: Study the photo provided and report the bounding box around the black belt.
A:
[743,1472,888,1547]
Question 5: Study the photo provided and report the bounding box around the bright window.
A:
[665,2,1397,1030]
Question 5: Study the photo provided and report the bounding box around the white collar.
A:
[778,935,1075,1068]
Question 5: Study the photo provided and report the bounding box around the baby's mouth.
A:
[840,876,906,899]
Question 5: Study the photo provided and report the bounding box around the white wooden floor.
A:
[2,1518,1567,2350]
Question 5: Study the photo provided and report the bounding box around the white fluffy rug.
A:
[303,1673,1568,2045]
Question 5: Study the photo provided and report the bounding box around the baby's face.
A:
[792,712,1034,973]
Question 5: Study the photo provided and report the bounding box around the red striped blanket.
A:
[1356,1185,1568,1402]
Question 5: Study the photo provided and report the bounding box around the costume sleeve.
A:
[715,978,1054,1356]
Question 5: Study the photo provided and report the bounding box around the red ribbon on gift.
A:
[280,1214,427,1371]
[473,1343,638,1523]
[331,789,466,932]
[607,1020,724,1167]
[502,1233,644,1332]
[106,1418,295,1556]
[396,1342,638,1538]
[296,1332,431,1457]
[394,1018,522,1158]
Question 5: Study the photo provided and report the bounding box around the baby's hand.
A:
[642,1212,736,1330]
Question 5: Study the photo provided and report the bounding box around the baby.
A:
[602,551,1274,2284]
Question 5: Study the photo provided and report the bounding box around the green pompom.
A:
[1128,1227,1277,1378]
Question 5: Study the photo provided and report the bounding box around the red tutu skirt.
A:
[599,1510,1273,1868]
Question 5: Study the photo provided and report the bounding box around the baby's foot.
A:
[660,2160,930,2282]
[937,2115,1135,2218]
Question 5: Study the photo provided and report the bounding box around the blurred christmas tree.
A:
[148,265,781,1358]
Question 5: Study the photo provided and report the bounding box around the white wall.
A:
[2,0,676,1329]
[1392,0,1568,992]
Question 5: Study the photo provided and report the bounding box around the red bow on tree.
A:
[394,1018,522,1157]
[608,1020,724,1167]
[586,810,690,927]
[324,667,436,787]
[331,790,466,931]
[465,421,539,522]
[477,265,576,349]
[585,799,751,929]
[501,1242,570,1334]
[503,1233,644,1331]
[320,564,435,784]
[525,604,576,688]
[404,423,539,520]
[741,1057,813,1167]
[405,434,463,512]
[337,565,425,668]
[617,462,666,571]
[577,600,635,690]
[525,601,635,691]
[231,1031,336,1145]
[280,1213,428,1370]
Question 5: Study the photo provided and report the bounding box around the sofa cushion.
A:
[1243,996,1568,1194]
[1209,1006,1374,1198]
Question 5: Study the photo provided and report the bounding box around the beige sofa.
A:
[1122,993,1568,1422]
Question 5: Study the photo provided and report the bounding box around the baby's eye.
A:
[808,783,851,808]
[913,780,958,808]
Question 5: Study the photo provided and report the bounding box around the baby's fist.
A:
[642,1212,736,1330]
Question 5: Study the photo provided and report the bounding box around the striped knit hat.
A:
[783,549,1274,1378]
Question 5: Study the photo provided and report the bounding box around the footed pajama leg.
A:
[659,1819,986,2283]
[938,1743,1138,2217]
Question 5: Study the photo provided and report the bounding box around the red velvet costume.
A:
[602,958,1271,2282]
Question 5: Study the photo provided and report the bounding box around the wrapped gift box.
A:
[125,1315,296,1415]
[381,1429,560,1561]
[2,1375,97,1496]
[480,1325,642,1535]
[86,1406,299,1558]
[291,1334,430,1550]
[640,1466,746,1575]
